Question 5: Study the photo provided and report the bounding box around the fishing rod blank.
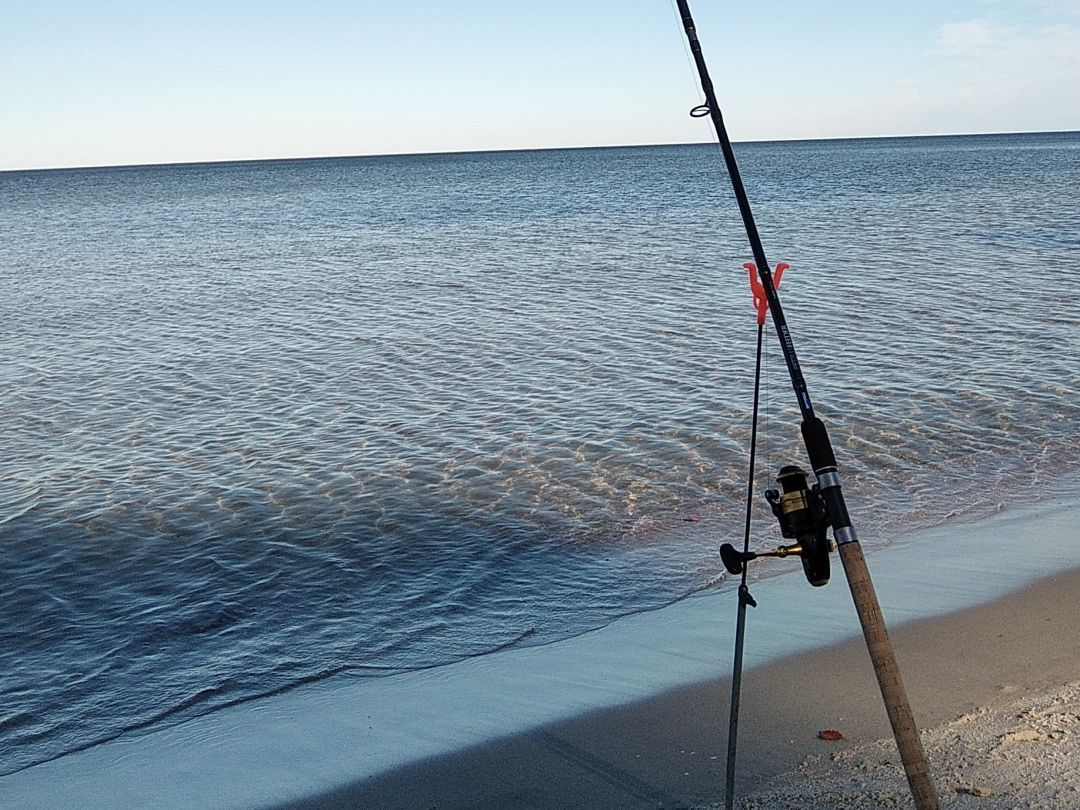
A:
[672,2,940,809]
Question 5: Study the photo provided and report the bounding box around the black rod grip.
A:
[800,417,836,470]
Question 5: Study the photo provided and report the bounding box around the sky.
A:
[2,0,1078,171]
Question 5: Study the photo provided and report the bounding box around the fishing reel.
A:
[720,465,832,587]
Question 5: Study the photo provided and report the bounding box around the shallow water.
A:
[1,132,1078,773]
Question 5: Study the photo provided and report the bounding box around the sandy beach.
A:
[278,566,1080,810]
[724,678,1080,809]
[711,573,1080,809]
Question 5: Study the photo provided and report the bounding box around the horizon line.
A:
[3,128,1077,175]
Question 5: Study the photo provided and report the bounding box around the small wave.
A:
[0,712,36,734]
[0,487,42,526]
[484,627,539,655]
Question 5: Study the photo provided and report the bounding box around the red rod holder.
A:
[744,262,789,325]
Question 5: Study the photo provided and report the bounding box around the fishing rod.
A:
[672,2,940,809]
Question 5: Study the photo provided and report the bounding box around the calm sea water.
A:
[2,133,1078,774]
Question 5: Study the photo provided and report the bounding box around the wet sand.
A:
[276,567,1080,809]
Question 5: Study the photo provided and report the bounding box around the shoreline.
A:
[283,566,1080,809]
[2,497,1078,808]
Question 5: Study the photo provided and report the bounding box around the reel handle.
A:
[720,542,805,576]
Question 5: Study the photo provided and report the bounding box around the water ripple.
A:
[1,134,1078,773]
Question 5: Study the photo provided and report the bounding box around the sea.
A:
[2,132,1078,777]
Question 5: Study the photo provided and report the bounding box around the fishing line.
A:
[666,0,739,203]
[667,0,704,98]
